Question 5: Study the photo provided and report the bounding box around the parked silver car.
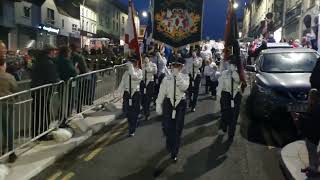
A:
[246,48,319,120]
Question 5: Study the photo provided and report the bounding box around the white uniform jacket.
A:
[216,69,241,98]
[156,72,190,115]
[142,62,157,85]
[185,57,202,79]
[200,50,213,61]
[152,55,168,76]
[117,64,143,95]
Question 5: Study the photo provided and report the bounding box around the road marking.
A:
[61,172,75,180]
[83,122,127,161]
[84,147,103,161]
[47,171,62,180]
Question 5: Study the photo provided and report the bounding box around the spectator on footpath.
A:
[70,43,95,111]
[310,57,320,91]
[0,41,18,162]
[56,46,78,123]
[70,43,89,75]
[31,44,59,87]
[31,44,59,141]
[56,46,77,81]
[292,89,320,177]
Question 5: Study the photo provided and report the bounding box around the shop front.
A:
[37,24,60,49]
[69,31,81,47]
[80,30,95,48]
[16,24,37,49]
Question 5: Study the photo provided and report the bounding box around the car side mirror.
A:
[246,65,256,72]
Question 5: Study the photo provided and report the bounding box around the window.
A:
[122,16,125,24]
[99,17,103,25]
[86,21,88,31]
[82,19,84,29]
[47,8,55,25]
[121,28,125,35]
[310,0,316,7]
[82,8,84,16]
[86,10,88,17]
[72,24,77,31]
[62,19,64,29]
[91,23,94,32]
[23,6,31,18]
[113,20,115,31]
[116,22,119,32]
[117,12,119,19]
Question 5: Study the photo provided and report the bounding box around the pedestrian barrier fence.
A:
[0,65,126,160]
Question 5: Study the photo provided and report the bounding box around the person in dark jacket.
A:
[31,44,59,140]
[56,46,77,81]
[56,46,78,121]
[70,43,89,75]
[293,89,320,177]
[70,43,95,111]
[31,45,59,87]
[310,58,320,91]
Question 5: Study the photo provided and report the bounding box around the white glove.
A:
[156,104,163,115]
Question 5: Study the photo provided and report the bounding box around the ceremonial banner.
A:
[153,0,204,48]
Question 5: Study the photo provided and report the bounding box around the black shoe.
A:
[191,108,196,112]
[8,153,17,163]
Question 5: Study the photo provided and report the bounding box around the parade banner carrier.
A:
[153,0,204,48]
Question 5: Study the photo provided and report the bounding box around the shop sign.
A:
[38,24,60,34]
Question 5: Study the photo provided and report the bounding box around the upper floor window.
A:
[122,16,125,24]
[62,19,64,29]
[72,24,77,31]
[86,10,88,17]
[310,0,316,7]
[23,6,31,18]
[86,21,88,31]
[47,8,55,25]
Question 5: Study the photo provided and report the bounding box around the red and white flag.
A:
[125,0,141,67]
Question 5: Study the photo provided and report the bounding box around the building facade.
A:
[242,0,319,42]
[80,4,97,47]
[0,0,16,50]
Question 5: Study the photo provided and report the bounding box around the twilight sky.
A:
[119,0,248,40]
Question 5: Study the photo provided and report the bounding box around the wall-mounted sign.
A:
[38,24,60,34]
[80,30,94,37]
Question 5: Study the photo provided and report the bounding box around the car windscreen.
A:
[261,52,318,73]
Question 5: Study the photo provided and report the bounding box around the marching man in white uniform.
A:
[156,57,189,162]
[140,54,157,120]
[186,51,202,112]
[118,55,143,137]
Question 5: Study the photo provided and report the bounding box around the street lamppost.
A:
[233,2,239,9]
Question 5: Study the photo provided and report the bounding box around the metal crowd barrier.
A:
[0,65,126,160]
[0,81,65,159]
